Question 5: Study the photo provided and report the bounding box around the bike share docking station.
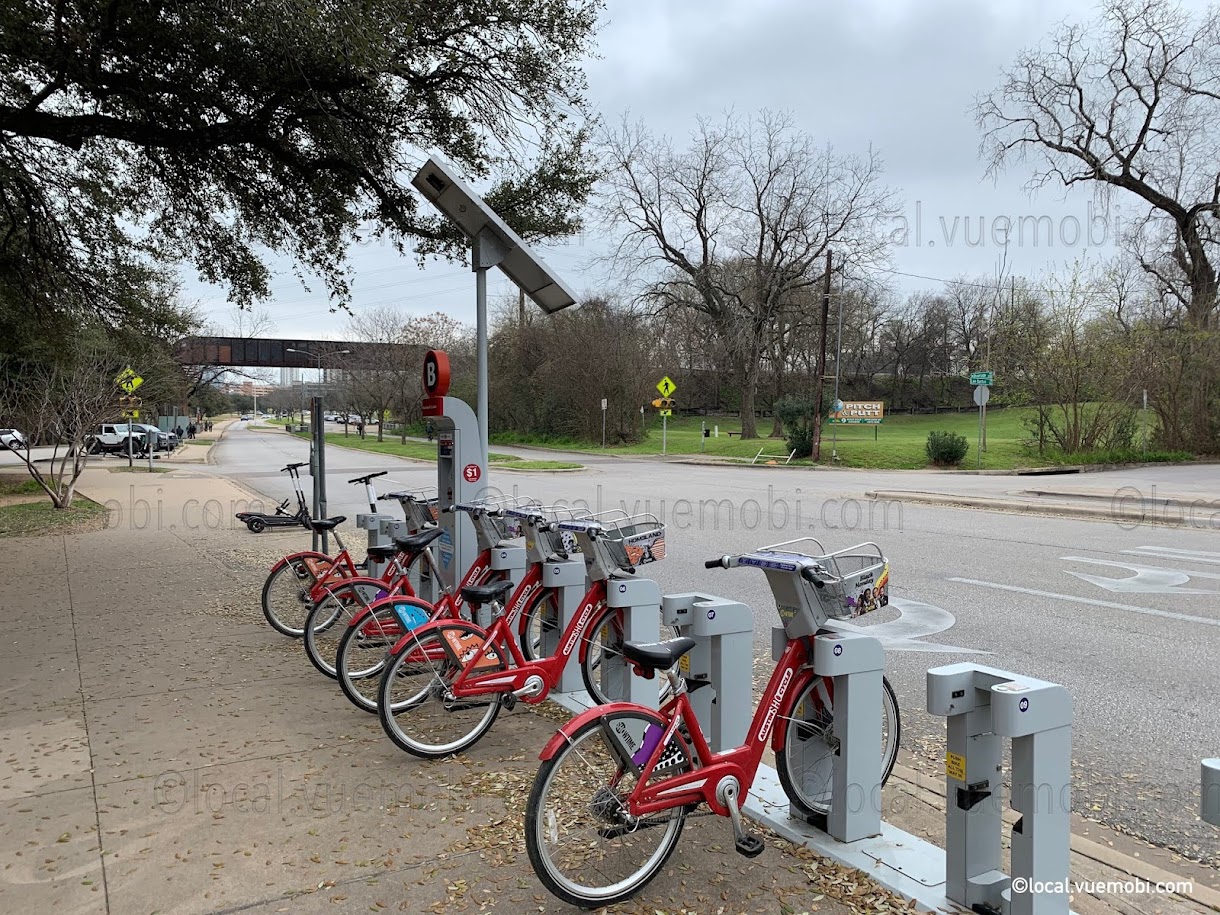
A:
[421,349,486,596]
[1205,759,1220,827]
[661,593,754,753]
[927,663,1073,915]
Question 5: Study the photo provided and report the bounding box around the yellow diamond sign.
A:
[656,375,676,397]
[115,367,144,394]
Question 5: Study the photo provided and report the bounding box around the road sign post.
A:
[601,397,607,448]
[973,385,990,469]
[655,376,677,456]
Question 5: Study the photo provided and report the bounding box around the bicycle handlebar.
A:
[347,470,389,485]
[800,567,826,588]
[281,462,308,472]
[704,556,729,569]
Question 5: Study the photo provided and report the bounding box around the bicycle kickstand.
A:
[717,779,765,859]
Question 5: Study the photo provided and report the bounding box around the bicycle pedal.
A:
[734,834,764,858]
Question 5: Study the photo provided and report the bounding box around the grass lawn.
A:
[293,431,585,470]
[107,465,173,473]
[0,477,44,497]
[0,497,109,537]
[495,408,1182,471]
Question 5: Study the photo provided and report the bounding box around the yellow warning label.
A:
[679,654,690,673]
[945,751,966,782]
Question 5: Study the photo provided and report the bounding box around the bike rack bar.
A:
[1203,759,1220,827]
[356,512,396,579]
[927,662,1072,915]
[661,593,753,753]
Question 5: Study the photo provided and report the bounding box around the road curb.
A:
[866,489,1126,523]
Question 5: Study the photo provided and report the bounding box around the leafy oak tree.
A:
[0,0,601,322]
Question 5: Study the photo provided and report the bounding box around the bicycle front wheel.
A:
[304,581,387,678]
[525,710,688,908]
[377,624,503,759]
[261,554,335,637]
[580,604,679,706]
[775,674,901,819]
[335,606,403,714]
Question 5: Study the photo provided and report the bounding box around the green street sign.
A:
[969,371,994,386]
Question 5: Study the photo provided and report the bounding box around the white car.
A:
[0,428,26,451]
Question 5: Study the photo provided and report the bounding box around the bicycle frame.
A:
[346,546,497,636]
[416,579,608,703]
[538,635,820,818]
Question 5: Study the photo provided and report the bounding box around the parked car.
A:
[87,423,149,455]
[133,423,176,451]
[240,414,252,421]
[0,428,26,451]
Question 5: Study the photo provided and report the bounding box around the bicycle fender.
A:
[272,551,331,574]
[768,668,819,754]
[538,702,657,761]
[386,618,488,657]
[346,594,434,628]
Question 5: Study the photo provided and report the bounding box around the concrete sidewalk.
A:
[3,464,1214,915]
[0,467,879,915]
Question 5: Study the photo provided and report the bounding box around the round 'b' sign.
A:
[422,350,451,397]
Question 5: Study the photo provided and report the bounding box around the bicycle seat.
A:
[308,516,347,532]
[622,637,697,672]
[392,526,444,552]
[366,545,397,561]
[460,579,514,606]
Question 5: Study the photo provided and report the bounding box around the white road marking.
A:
[948,578,1220,628]
[1061,556,1220,594]
[825,597,987,654]
[1125,546,1220,565]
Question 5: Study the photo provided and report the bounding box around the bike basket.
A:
[601,515,667,570]
[740,541,889,638]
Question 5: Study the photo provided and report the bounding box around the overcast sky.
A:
[185,0,1176,340]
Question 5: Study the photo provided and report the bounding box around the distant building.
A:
[279,367,301,386]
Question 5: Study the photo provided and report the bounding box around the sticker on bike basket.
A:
[945,751,966,781]
[738,554,801,572]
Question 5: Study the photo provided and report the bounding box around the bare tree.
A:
[977,0,1219,329]
[600,110,899,437]
[0,343,128,508]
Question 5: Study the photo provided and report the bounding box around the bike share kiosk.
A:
[421,349,486,593]
[927,663,1073,915]
[661,592,753,754]
[559,514,664,708]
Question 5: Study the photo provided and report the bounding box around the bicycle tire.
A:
[336,600,431,714]
[579,603,680,706]
[524,709,688,908]
[775,674,901,820]
[304,580,389,678]
[517,588,559,661]
[377,623,503,759]
[261,553,335,637]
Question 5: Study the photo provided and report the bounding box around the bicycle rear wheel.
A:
[377,623,503,759]
[517,589,559,661]
[261,554,335,637]
[525,710,688,908]
[775,674,901,819]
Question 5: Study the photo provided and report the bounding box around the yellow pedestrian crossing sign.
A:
[659,409,673,417]
[115,367,144,394]
[656,376,676,397]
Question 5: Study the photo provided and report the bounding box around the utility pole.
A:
[811,250,832,463]
[518,288,526,327]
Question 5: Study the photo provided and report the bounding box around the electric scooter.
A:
[237,462,313,533]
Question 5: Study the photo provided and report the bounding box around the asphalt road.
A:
[208,422,1220,866]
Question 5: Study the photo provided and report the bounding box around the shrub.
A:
[774,396,816,459]
[926,430,969,466]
